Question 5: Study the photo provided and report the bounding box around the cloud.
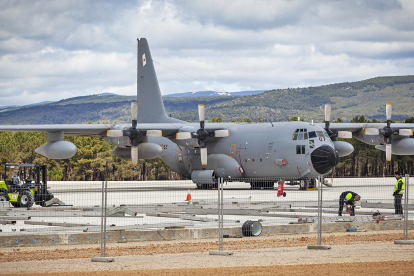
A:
[0,0,413,107]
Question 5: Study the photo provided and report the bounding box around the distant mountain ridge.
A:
[0,76,413,125]
[0,90,266,110]
[164,90,266,97]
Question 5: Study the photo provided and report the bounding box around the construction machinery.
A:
[0,163,53,207]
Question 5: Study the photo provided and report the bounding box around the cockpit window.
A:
[292,129,299,140]
[308,131,317,138]
[316,131,325,138]
[292,129,308,140]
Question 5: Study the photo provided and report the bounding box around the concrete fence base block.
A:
[91,257,115,262]
[307,245,332,250]
[209,250,233,256]
[394,240,414,245]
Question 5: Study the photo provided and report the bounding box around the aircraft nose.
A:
[311,145,339,174]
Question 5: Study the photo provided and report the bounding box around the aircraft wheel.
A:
[266,181,275,189]
[309,179,316,188]
[299,179,309,190]
[196,183,203,190]
[46,190,54,201]
[18,191,35,208]
[0,192,8,202]
[196,183,216,190]
[250,182,259,190]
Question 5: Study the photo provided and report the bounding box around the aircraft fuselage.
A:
[104,121,338,181]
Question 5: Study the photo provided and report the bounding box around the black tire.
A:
[18,190,35,208]
[196,183,217,190]
[309,178,316,189]
[250,182,258,190]
[265,181,275,189]
[0,192,8,202]
[299,179,309,190]
[10,201,20,207]
[45,190,54,201]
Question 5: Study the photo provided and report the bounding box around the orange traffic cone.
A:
[185,188,192,201]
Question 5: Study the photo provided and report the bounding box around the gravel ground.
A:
[0,231,413,275]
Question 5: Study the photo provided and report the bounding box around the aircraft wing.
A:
[0,123,183,137]
[316,123,414,133]
[0,124,112,136]
[316,123,363,132]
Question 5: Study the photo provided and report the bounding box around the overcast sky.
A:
[0,0,413,107]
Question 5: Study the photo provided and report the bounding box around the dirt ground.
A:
[1,231,413,275]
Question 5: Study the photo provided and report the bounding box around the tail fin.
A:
[137,38,183,123]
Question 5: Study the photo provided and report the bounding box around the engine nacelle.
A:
[35,141,77,159]
[333,141,354,157]
[375,138,414,155]
[206,154,244,178]
[111,143,162,160]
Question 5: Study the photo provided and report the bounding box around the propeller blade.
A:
[131,146,138,164]
[397,129,413,136]
[146,130,162,137]
[107,130,124,137]
[386,144,392,161]
[364,128,379,135]
[176,132,192,140]
[325,104,331,122]
[200,147,207,165]
[214,129,229,137]
[386,103,392,121]
[131,102,138,121]
[337,131,352,139]
[198,104,205,122]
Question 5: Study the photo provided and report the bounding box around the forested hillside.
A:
[0,75,413,124]
[1,115,414,181]
[1,75,414,181]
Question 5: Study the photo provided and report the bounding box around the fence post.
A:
[317,175,322,245]
[308,175,331,250]
[91,181,115,262]
[209,177,233,256]
[395,174,413,244]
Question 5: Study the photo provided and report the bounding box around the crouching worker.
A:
[338,191,361,216]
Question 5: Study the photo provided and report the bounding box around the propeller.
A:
[107,102,162,164]
[324,104,352,139]
[176,104,229,165]
[364,103,412,161]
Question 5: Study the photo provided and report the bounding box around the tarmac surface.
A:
[1,177,412,235]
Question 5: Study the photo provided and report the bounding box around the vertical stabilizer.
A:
[137,38,182,123]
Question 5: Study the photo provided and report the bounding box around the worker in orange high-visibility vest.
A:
[393,171,405,215]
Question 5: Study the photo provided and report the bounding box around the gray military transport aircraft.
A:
[1,38,414,190]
